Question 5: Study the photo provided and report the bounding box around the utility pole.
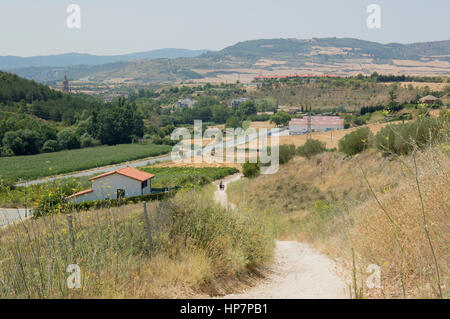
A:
[307,106,312,140]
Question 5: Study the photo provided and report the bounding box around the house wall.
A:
[69,191,97,203]
[92,174,151,199]
[69,174,152,204]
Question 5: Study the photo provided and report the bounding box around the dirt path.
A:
[213,175,349,299]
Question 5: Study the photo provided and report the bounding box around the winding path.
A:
[213,174,349,299]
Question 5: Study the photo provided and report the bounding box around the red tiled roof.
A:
[66,189,93,199]
[88,166,155,182]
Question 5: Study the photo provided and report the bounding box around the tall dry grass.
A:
[227,142,449,298]
[0,187,274,298]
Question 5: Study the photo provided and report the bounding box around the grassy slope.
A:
[0,143,171,183]
[0,187,273,298]
[227,146,449,298]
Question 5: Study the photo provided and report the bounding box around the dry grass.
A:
[0,187,274,298]
[227,143,449,298]
[242,122,403,149]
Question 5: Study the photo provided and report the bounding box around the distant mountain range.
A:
[3,38,450,84]
[0,48,208,70]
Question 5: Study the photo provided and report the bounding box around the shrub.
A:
[80,133,95,148]
[243,161,260,178]
[278,144,296,164]
[296,139,326,158]
[41,139,59,153]
[2,129,41,155]
[57,129,80,150]
[338,127,372,156]
[374,117,449,156]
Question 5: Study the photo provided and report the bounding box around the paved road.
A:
[0,208,32,227]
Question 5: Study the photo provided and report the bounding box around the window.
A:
[117,189,125,199]
[141,180,148,189]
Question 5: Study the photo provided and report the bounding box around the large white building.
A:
[289,116,344,134]
[66,167,155,203]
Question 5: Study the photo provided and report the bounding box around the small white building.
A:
[66,166,155,203]
[231,97,250,108]
[289,116,344,134]
[177,98,197,109]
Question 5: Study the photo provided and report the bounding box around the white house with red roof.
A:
[66,166,155,203]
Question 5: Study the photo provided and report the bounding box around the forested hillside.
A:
[0,71,145,157]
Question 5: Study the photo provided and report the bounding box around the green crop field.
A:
[0,143,172,183]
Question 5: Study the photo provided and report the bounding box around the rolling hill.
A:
[6,38,450,85]
[0,48,208,70]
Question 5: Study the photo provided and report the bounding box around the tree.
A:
[2,129,41,155]
[270,111,291,127]
[226,116,242,128]
[97,103,144,145]
[235,100,257,118]
[41,140,59,153]
[57,129,80,150]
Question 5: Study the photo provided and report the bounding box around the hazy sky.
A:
[1,0,449,57]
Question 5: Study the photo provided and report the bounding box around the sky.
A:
[0,0,449,57]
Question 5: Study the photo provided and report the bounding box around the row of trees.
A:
[1,99,144,156]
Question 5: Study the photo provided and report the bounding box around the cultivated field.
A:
[0,143,171,183]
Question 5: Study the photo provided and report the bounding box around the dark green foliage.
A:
[243,161,260,178]
[374,117,449,156]
[270,111,291,127]
[338,127,372,156]
[57,129,80,150]
[2,129,41,155]
[296,139,327,158]
[80,133,95,148]
[41,140,59,153]
[226,116,242,128]
[97,103,144,145]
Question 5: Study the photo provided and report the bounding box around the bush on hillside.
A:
[278,144,296,164]
[41,139,59,153]
[80,133,95,148]
[57,129,80,150]
[374,117,449,156]
[338,127,372,156]
[243,161,260,178]
[296,139,327,158]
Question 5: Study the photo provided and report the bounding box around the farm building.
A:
[289,116,344,134]
[231,97,250,108]
[177,98,197,109]
[419,95,438,105]
[66,166,154,203]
